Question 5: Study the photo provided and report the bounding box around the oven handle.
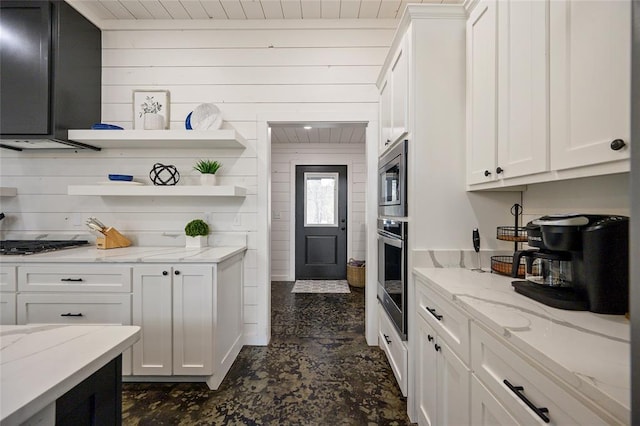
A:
[378,233,403,249]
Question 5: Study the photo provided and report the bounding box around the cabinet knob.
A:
[496,167,504,174]
[434,344,441,352]
[484,170,491,177]
[162,271,168,276]
[427,334,434,342]
[174,270,180,275]
[610,139,626,151]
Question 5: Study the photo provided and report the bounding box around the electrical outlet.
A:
[272,211,281,220]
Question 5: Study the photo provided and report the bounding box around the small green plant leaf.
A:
[185,219,210,237]
[193,159,222,174]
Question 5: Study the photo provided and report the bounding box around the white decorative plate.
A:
[189,103,223,130]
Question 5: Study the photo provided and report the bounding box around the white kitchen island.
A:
[0,324,140,426]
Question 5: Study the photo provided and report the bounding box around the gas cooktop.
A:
[0,240,90,255]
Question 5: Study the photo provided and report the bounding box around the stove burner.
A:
[0,240,90,255]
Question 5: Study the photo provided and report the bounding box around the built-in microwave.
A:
[378,139,407,217]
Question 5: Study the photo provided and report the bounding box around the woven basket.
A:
[347,258,366,288]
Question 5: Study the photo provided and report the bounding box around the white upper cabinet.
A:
[390,36,409,145]
[467,0,631,189]
[496,0,548,179]
[549,0,631,170]
[379,33,409,154]
[466,0,498,185]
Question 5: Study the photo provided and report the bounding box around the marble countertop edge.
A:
[0,246,247,263]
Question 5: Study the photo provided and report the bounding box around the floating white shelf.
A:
[0,187,17,197]
[68,185,247,197]
[68,129,246,149]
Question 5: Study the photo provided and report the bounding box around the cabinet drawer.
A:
[17,293,131,325]
[415,277,470,364]
[471,322,614,425]
[0,264,17,291]
[471,375,519,425]
[18,265,131,292]
[379,303,408,396]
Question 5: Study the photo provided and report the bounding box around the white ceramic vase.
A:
[185,235,207,248]
[200,174,217,186]
[143,113,165,130]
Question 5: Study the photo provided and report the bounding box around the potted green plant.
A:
[184,219,210,248]
[194,159,222,185]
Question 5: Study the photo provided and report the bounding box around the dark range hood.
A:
[0,1,101,151]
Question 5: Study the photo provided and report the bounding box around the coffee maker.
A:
[511,214,629,314]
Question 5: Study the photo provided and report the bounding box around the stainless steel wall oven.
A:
[378,140,407,217]
[377,218,407,340]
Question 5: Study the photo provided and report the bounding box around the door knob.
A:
[610,139,626,151]
[341,227,346,231]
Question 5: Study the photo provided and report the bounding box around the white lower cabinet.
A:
[416,313,470,426]
[132,264,213,376]
[378,302,408,396]
[471,322,614,425]
[131,253,244,389]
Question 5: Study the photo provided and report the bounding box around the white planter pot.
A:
[200,174,217,186]
[185,235,207,248]
[144,113,165,130]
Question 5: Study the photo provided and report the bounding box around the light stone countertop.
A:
[0,324,140,425]
[413,267,630,425]
[0,245,246,263]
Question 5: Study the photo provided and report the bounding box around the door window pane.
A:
[304,172,338,227]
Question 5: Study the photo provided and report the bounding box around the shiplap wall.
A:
[0,20,394,344]
[271,142,367,281]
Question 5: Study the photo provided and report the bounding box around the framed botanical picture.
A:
[133,90,170,130]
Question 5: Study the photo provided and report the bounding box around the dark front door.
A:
[295,165,347,279]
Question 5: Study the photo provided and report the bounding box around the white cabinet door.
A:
[496,0,548,179]
[0,293,16,325]
[471,375,519,425]
[172,265,213,375]
[132,266,172,375]
[466,0,498,184]
[0,264,17,291]
[416,315,437,426]
[380,76,393,153]
[437,340,470,426]
[549,0,631,170]
[390,35,409,145]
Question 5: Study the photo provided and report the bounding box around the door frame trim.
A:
[257,111,379,348]
[290,161,353,282]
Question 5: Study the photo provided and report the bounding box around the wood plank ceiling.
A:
[67,0,459,21]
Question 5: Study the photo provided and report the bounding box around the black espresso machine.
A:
[511,214,629,314]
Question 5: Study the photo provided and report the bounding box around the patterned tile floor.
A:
[122,281,412,425]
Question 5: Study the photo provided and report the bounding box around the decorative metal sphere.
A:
[149,163,180,186]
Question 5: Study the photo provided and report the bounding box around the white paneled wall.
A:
[0,21,394,344]
[271,142,367,281]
